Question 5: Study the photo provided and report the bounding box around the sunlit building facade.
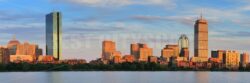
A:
[123,55,135,63]
[46,11,62,60]
[37,55,55,62]
[102,40,116,60]
[194,15,208,62]
[178,34,189,60]
[161,45,179,59]
[16,42,43,60]
[0,47,10,64]
[130,43,153,62]
[240,52,249,66]
[211,50,225,63]
[10,55,33,63]
[7,36,20,55]
[223,51,240,68]
[178,34,189,49]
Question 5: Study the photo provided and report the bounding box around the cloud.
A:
[51,0,175,7]
[0,10,43,22]
[64,21,144,33]
[128,6,250,27]
[225,31,250,37]
[130,15,196,26]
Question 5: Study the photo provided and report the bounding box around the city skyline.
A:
[0,0,250,61]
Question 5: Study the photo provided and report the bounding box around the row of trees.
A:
[0,62,250,71]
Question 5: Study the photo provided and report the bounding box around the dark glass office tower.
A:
[46,12,62,60]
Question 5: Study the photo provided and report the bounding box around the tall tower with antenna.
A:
[194,12,208,59]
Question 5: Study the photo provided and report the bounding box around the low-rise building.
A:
[211,50,225,63]
[240,52,249,67]
[223,50,240,68]
[0,47,10,64]
[148,56,158,63]
[123,55,135,63]
[10,55,33,63]
[161,45,179,58]
[37,55,55,62]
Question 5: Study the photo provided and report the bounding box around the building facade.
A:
[211,50,225,63]
[161,45,179,58]
[10,55,33,63]
[123,55,135,63]
[178,34,189,50]
[223,51,240,68]
[130,43,153,62]
[46,11,62,60]
[240,52,249,66]
[102,40,116,60]
[180,48,189,60]
[194,15,208,62]
[0,47,10,64]
[7,36,20,55]
[16,42,42,60]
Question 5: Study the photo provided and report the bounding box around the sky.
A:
[0,0,250,61]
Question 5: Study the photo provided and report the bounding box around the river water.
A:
[0,72,249,83]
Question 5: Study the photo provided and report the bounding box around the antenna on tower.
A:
[12,35,16,40]
[200,9,203,19]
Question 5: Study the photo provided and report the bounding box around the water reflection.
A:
[195,72,208,83]
[0,72,249,83]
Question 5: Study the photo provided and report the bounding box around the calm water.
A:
[0,72,249,83]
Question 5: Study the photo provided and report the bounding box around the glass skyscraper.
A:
[46,11,62,60]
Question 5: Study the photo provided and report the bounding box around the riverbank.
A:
[0,62,249,72]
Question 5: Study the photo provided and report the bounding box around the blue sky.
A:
[0,0,250,61]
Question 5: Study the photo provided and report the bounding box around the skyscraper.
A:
[102,40,116,60]
[194,15,208,59]
[178,34,189,59]
[178,34,189,49]
[46,11,62,60]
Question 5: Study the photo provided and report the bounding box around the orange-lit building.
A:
[209,58,221,63]
[161,45,179,61]
[10,55,33,63]
[37,55,55,62]
[131,43,153,62]
[16,42,43,60]
[102,40,116,60]
[113,55,122,64]
[7,36,20,55]
[211,50,225,63]
[190,57,208,62]
[131,43,139,58]
[60,59,87,65]
[194,15,208,62]
[161,48,174,59]
[123,55,135,63]
[223,50,240,68]
[148,56,158,63]
[240,52,249,66]
[176,57,189,62]
[112,51,122,63]
[0,47,10,64]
